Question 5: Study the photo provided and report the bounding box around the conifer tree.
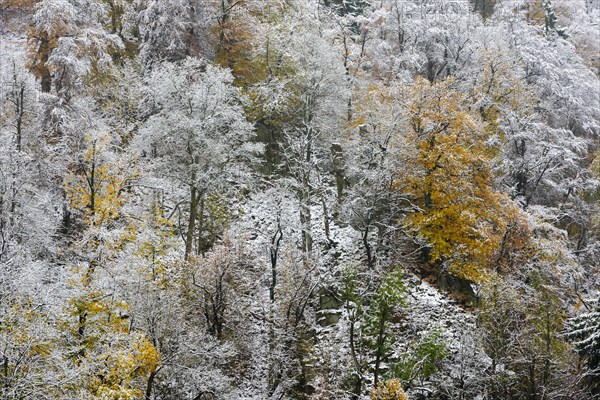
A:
[567,299,600,395]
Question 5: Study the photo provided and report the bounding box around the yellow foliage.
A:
[1,299,50,355]
[474,48,536,139]
[397,77,529,283]
[0,295,57,397]
[91,334,159,400]
[65,132,138,226]
[370,379,409,400]
[348,81,395,128]
[67,290,130,345]
[214,2,296,89]
[62,271,160,399]
[132,203,177,285]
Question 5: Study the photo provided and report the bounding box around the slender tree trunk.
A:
[14,81,24,152]
[60,188,71,236]
[89,161,96,218]
[363,225,373,268]
[37,34,52,93]
[320,194,332,247]
[373,320,386,386]
[270,218,282,302]
[542,312,551,397]
[528,358,536,400]
[145,370,156,400]
[299,187,313,254]
[300,115,314,255]
[196,194,205,256]
[268,217,282,395]
[185,186,198,260]
[215,274,223,339]
[2,355,8,382]
[331,143,345,203]
[349,313,362,399]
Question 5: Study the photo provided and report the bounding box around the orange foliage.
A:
[213,2,262,87]
[396,77,530,282]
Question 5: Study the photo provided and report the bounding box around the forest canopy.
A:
[0,0,599,399]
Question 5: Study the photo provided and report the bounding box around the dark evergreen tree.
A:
[544,1,568,38]
[567,300,600,395]
[324,0,368,16]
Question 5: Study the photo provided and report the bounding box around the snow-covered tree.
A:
[27,0,122,95]
[136,58,260,260]
[396,77,528,282]
[1,0,600,398]
[567,298,600,395]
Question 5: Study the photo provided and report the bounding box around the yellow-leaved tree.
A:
[61,130,159,398]
[0,295,57,398]
[370,378,409,400]
[396,77,529,283]
[61,265,160,400]
[65,132,137,227]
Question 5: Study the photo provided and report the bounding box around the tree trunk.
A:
[331,143,345,203]
[300,113,314,255]
[528,358,537,400]
[299,188,313,254]
[196,194,205,256]
[320,194,332,247]
[60,189,71,236]
[363,225,374,268]
[145,370,156,400]
[373,319,386,386]
[270,218,283,302]
[349,313,362,399]
[37,34,52,93]
[14,81,24,152]
[185,186,198,260]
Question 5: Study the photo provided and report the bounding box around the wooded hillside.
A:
[1,1,599,399]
